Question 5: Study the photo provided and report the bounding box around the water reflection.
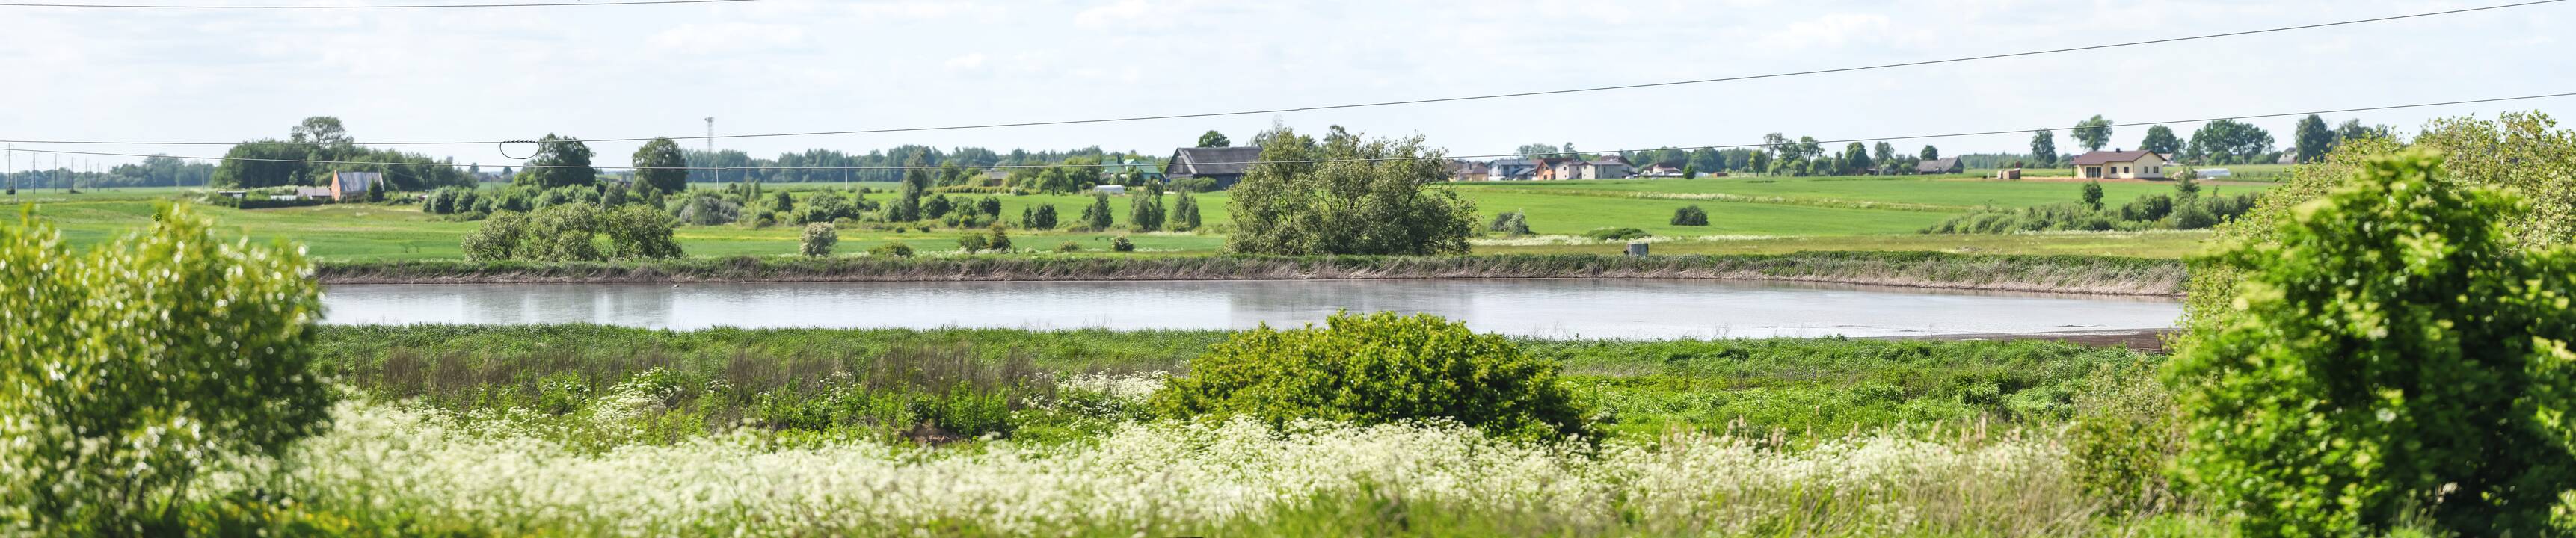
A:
[322,279,2181,340]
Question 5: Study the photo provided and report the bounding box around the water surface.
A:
[322,279,2178,339]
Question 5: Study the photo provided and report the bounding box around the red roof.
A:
[2070,149,2162,166]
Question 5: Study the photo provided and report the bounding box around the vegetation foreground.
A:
[10,115,2576,536]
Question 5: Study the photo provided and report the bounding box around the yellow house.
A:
[2069,149,2168,179]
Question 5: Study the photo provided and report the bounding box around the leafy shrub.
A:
[983,223,1011,253]
[1584,227,1647,241]
[1669,205,1709,226]
[2170,150,2576,536]
[801,223,837,257]
[1487,210,1531,236]
[2117,194,2171,222]
[671,192,742,226]
[1020,204,1058,229]
[748,210,778,229]
[957,233,989,253]
[462,205,681,262]
[1110,236,1135,252]
[1,204,332,534]
[2068,359,2183,515]
[868,242,914,258]
[1054,241,1080,253]
[1152,312,1588,441]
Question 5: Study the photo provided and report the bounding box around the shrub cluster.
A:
[1669,205,1709,226]
[2172,150,2576,536]
[461,204,683,262]
[800,223,837,257]
[1152,312,1589,441]
[1,204,332,534]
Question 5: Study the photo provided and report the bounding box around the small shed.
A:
[1092,185,1128,195]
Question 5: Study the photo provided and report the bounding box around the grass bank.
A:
[316,250,2188,295]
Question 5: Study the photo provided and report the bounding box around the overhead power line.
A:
[0,0,2557,147]
[10,91,2571,173]
[0,0,751,8]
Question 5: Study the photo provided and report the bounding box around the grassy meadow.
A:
[6,173,2262,262]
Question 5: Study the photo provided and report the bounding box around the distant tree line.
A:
[211,117,475,191]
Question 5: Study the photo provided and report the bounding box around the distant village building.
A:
[2069,149,2168,179]
[1092,184,1127,195]
[1637,164,1683,177]
[1914,158,1964,175]
[1535,158,1579,180]
[1448,160,1491,182]
[1583,156,1633,179]
[1162,146,1263,189]
[1489,158,1539,180]
[294,187,336,200]
[1096,158,1165,185]
[329,171,381,201]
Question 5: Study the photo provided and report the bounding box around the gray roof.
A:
[1163,146,1264,177]
[1916,158,1961,173]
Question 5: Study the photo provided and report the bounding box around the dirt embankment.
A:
[316,253,2189,297]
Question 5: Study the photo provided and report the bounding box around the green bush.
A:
[957,233,989,253]
[1054,241,1080,253]
[1583,227,1647,241]
[1,204,332,534]
[869,242,914,258]
[1152,312,1588,441]
[1487,210,1531,236]
[983,223,1012,253]
[800,223,837,257]
[1669,205,1709,226]
[1110,236,1135,252]
[2169,150,2576,536]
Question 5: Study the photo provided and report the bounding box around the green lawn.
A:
[10,172,2269,261]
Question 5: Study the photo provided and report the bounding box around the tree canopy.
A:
[1197,130,1231,148]
[517,134,599,189]
[631,137,689,194]
[2184,120,2275,164]
[2071,115,2115,152]
[1226,126,1478,256]
[2139,125,2182,155]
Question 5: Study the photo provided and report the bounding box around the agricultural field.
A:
[4,172,2263,262]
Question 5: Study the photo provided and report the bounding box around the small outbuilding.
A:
[1092,184,1128,195]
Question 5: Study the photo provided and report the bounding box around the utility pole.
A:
[704,117,714,185]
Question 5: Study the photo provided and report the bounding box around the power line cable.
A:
[10,91,2572,171]
[0,0,2555,147]
[0,0,751,8]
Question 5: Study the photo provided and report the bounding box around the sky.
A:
[0,0,2568,171]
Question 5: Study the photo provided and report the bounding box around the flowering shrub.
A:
[0,204,331,535]
[1152,312,1588,440]
[799,223,837,257]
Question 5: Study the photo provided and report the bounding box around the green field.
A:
[6,173,2268,261]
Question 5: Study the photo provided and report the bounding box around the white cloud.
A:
[648,22,808,53]
[944,52,989,71]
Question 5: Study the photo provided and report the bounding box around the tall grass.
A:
[317,251,2187,295]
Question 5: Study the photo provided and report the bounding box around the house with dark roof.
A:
[1913,158,1964,175]
[1162,146,1264,189]
[1536,158,1580,180]
[2068,149,2168,179]
[1489,158,1538,180]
